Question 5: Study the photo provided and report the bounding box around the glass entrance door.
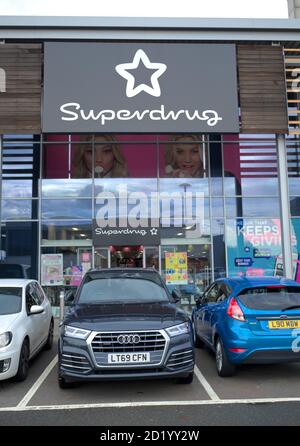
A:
[110,246,144,268]
[94,246,160,269]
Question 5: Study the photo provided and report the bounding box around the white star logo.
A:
[115,49,167,98]
[150,228,158,236]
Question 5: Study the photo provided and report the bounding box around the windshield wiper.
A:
[281,305,300,311]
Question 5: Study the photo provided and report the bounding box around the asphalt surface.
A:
[1,402,300,426]
[1,319,300,426]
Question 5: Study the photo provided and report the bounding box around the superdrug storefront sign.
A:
[93,221,160,246]
[43,42,239,133]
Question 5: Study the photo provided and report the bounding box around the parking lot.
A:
[1,318,300,426]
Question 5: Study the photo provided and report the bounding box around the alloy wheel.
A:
[216,341,223,372]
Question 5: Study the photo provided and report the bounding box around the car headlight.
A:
[0,332,12,348]
[64,325,91,340]
[165,322,190,338]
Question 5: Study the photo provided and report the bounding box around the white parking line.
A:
[17,355,58,408]
[2,397,300,412]
[194,365,220,401]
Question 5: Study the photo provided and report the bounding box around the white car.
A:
[0,279,53,381]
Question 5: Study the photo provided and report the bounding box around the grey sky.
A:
[0,0,288,18]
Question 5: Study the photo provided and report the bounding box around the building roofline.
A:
[0,16,299,30]
[1,16,300,42]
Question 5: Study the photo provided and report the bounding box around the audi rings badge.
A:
[117,334,141,345]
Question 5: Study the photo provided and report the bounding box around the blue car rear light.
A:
[227,297,246,322]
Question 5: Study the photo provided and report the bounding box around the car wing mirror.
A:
[30,305,44,315]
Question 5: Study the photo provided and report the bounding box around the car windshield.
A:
[78,276,169,304]
[0,287,22,315]
[237,286,300,310]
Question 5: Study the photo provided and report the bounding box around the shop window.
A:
[43,134,157,180]
[145,247,159,270]
[159,135,209,229]
[159,197,210,228]
[41,199,92,220]
[212,219,226,279]
[161,244,212,314]
[160,215,212,313]
[94,178,158,220]
[290,218,300,283]
[159,177,209,197]
[160,219,211,244]
[211,198,224,218]
[98,135,157,179]
[289,179,300,196]
[287,137,300,197]
[226,218,283,277]
[159,134,208,179]
[42,136,93,198]
[1,199,38,220]
[95,177,159,202]
[287,137,300,219]
[72,135,130,179]
[223,135,279,197]
[94,248,109,269]
[42,179,92,198]
[2,180,35,199]
[290,197,300,217]
[41,220,92,243]
[225,197,280,218]
[43,135,158,203]
[41,246,92,310]
[43,136,71,179]
[0,222,38,280]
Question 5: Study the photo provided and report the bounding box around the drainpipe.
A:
[276,134,293,279]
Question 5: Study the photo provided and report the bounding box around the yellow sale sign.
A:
[165,252,188,285]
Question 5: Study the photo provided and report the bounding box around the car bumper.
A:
[239,348,300,364]
[224,337,300,364]
[0,347,20,381]
[219,320,300,365]
[59,367,194,382]
[59,334,194,382]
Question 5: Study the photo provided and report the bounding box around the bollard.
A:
[59,290,65,322]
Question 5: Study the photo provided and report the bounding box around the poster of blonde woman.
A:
[163,134,206,178]
[72,134,128,178]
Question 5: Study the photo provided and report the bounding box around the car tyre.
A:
[193,322,205,348]
[58,374,79,389]
[176,372,194,384]
[14,340,30,382]
[44,319,54,350]
[215,338,236,377]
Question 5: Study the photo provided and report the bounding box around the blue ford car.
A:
[192,277,300,377]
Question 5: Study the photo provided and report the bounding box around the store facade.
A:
[0,17,300,312]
